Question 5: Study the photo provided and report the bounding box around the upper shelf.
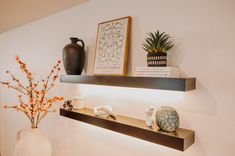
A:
[60,75,196,91]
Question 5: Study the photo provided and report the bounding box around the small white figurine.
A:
[145,106,154,127]
[93,105,116,120]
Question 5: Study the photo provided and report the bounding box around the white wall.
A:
[1,0,235,155]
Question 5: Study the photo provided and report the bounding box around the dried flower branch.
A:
[0,56,64,128]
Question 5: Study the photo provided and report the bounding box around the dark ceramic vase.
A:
[147,52,167,67]
[63,37,85,75]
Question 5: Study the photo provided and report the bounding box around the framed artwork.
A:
[93,16,131,76]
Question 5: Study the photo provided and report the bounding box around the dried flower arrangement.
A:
[0,56,64,128]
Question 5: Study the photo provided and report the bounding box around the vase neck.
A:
[70,37,79,43]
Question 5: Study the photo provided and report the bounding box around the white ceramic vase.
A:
[13,128,51,156]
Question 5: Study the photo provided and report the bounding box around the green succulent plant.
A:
[143,30,174,53]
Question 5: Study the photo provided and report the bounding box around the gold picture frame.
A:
[93,16,131,76]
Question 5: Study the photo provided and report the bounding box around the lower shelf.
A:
[60,108,195,151]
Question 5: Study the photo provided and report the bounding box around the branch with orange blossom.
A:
[0,56,64,128]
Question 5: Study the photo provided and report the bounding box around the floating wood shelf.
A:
[60,75,196,91]
[60,108,195,151]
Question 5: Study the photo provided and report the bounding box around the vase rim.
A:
[22,128,40,132]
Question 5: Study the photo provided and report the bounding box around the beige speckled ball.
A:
[155,106,179,132]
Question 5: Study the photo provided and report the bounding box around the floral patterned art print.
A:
[94,16,131,76]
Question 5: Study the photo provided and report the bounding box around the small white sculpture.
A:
[145,106,154,127]
[93,105,116,119]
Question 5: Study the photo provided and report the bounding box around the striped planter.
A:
[147,52,167,67]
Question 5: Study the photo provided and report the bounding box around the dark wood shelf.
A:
[60,108,195,151]
[60,75,196,91]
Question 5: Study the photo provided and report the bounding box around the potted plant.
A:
[0,56,64,156]
[143,30,174,67]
